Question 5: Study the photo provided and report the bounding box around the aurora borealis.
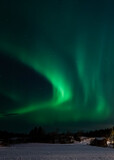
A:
[0,0,114,132]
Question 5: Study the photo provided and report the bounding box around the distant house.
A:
[0,139,4,146]
[109,128,114,145]
[80,137,94,145]
[59,135,74,144]
[108,127,114,148]
[0,139,9,146]
[90,137,107,147]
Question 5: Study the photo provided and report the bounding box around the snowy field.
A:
[0,143,114,160]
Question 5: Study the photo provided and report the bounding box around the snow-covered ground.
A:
[0,143,114,160]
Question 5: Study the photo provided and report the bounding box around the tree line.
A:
[0,126,113,145]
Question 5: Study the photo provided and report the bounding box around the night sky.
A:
[0,0,114,132]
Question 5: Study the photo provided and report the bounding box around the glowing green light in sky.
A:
[0,0,114,131]
[0,41,73,108]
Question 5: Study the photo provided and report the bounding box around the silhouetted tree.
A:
[29,126,46,142]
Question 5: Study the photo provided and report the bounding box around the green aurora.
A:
[0,0,114,131]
